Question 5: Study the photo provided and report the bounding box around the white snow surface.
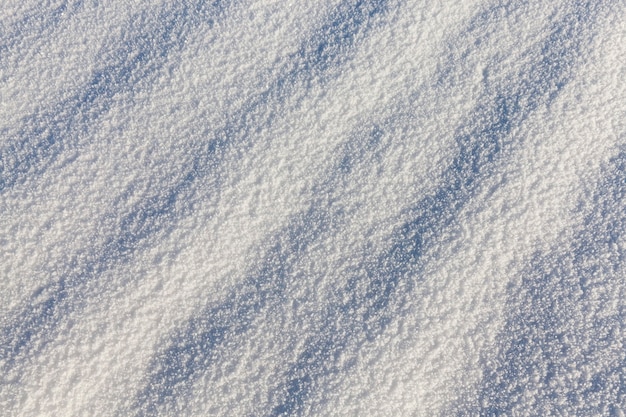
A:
[1,0,626,416]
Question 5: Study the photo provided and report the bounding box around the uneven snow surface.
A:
[2,1,626,416]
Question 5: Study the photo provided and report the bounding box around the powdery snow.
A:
[1,1,625,416]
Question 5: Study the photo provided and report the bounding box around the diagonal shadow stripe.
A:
[0,0,399,392]
[0,0,233,380]
[267,1,614,415]
[0,0,230,193]
[127,1,514,409]
[129,109,395,417]
[472,148,626,416]
[123,1,600,413]
[125,1,400,415]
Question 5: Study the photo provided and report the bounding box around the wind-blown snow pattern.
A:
[1,1,625,416]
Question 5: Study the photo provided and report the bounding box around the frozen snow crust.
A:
[1,0,626,416]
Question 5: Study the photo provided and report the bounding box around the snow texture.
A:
[1,0,626,416]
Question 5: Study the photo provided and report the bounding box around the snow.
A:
[1,0,626,416]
